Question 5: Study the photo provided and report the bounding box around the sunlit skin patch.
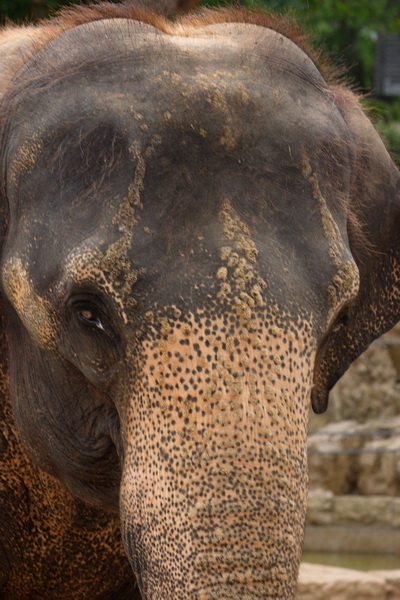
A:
[300,147,360,320]
[2,257,56,349]
[141,311,313,441]
[60,247,144,326]
[8,134,43,187]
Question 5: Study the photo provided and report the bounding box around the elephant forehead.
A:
[3,17,359,331]
[6,17,348,168]
[6,17,353,239]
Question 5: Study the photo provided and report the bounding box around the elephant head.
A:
[0,5,399,599]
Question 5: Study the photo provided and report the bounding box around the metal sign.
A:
[374,32,400,97]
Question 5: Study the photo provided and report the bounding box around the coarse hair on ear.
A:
[0,25,45,255]
[311,88,400,413]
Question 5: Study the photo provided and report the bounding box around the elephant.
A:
[0,2,399,599]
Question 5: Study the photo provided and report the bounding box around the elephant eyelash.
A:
[67,294,123,352]
[76,304,104,330]
[68,295,108,333]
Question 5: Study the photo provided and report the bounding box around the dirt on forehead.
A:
[135,195,315,440]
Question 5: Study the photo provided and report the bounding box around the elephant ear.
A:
[312,92,400,413]
[0,26,41,250]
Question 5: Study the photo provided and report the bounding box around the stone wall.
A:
[297,564,400,600]
[305,417,400,552]
[307,417,400,496]
[307,491,400,528]
[301,328,400,597]
[305,327,400,555]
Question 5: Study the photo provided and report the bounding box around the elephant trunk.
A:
[119,312,313,599]
[120,409,308,599]
[185,463,305,599]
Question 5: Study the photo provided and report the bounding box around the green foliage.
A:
[296,0,400,91]
[361,99,400,166]
[362,98,393,122]
[252,0,399,92]
[392,98,400,122]
[202,0,400,93]
[376,122,400,166]
[0,0,82,22]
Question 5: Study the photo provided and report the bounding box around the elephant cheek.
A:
[118,325,313,600]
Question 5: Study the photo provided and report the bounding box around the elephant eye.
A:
[69,296,106,331]
[77,305,104,330]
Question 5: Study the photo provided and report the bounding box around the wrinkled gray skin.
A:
[1,6,400,600]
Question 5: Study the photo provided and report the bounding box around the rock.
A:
[306,489,334,525]
[306,491,400,527]
[383,322,400,384]
[308,417,400,496]
[371,571,400,598]
[308,421,362,494]
[331,343,398,422]
[297,563,392,600]
[358,436,400,496]
[333,495,400,526]
[303,524,400,554]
